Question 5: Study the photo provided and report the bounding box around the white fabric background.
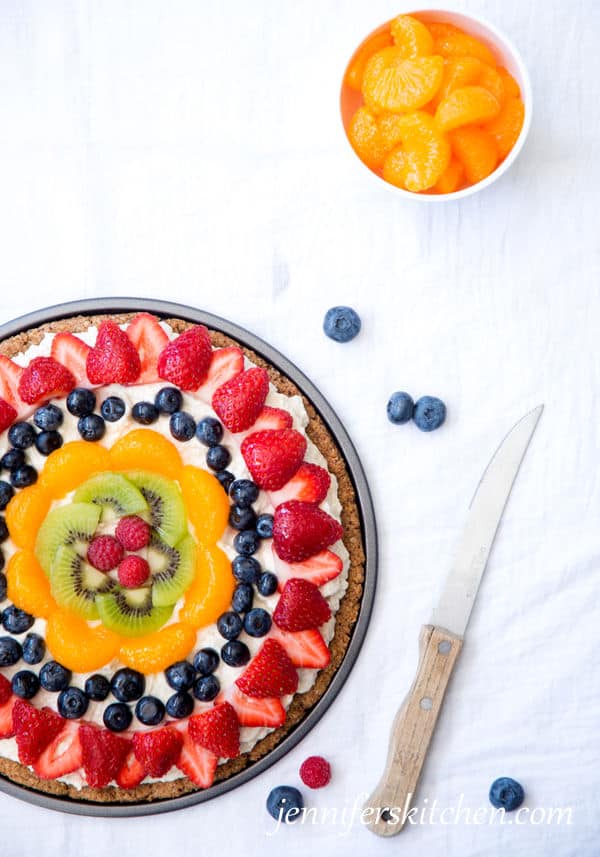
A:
[0,0,598,854]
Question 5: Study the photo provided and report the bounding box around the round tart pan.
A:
[0,298,377,817]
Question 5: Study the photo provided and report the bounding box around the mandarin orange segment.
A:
[382,112,451,192]
[484,96,525,159]
[179,544,234,629]
[426,22,462,40]
[497,67,521,98]
[5,485,51,549]
[39,441,110,498]
[6,550,57,618]
[432,158,465,194]
[450,126,499,184]
[179,465,229,545]
[390,15,434,58]
[431,56,482,107]
[347,106,389,169]
[362,49,443,112]
[378,112,407,150]
[109,429,182,480]
[119,622,196,674]
[433,29,497,66]
[435,85,500,132]
[344,27,393,91]
[46,610,122,672]
[477,62,505,103]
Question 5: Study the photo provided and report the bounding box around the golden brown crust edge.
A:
[0,313,366,805]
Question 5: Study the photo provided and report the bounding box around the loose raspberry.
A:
[212,367,269,433]
[118,555,150,588]
[87,535,124,571]
[86,321,142,385]
[299,756,331,789]
[241,429,306,490]
[157,325,212,391]
[115,516,151,551]
[0,398,17,433]
[18,357,76,405]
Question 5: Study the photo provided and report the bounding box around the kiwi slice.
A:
[125,470,186,546]
[35,503,102,576]
[149,534,196,607]
[73,473,148,522]
[96,587,173,637]
[50,545,115,619]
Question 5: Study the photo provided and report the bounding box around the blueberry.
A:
[10,465,38,488]
[132,401,159,425]
[35,430,63,456]
[0,572,7,601]
[193,647,219,676]
[33,404,63,431]
[77,413,106,442]
[221,640,250,667]
[217,611,243,640]
[413,396,446,432]
[234,530,260,556]
[155,387,183,415]
[103,702,132,732]
[165,691,194,719]
[216,470,235,493]
[84,674,111,701]
[266,785,304,822]
[387,391,414,425]
[0,449,25,471]
[135,695,165,726]
[66,388,96,417]
[165,660,195,692]
[489,777,525,811]
[193,674,220,702]
[206,445,231,472]
[8,422,36,450]
[229,479,259,508]
[196,417,223,447]
[12,670,40,700]
[2,605,34,634]
[58,687,89,719]
[256,514,274,539]
[243,608,272,638]
[40,660,72,691]
[169,411,196,442]
[232,555,261,584]
[0,481,13,510]
[257,571,278,597]
[22,633,45,665]
[0,517,7,543]
[101,396,126,422]
[232,583,254,613]
[0,636,21,666]
[229,505,257,531]
[323,306,361,343]
[111,667,145,702]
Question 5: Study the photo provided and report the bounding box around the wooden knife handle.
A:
[363,624,463,837]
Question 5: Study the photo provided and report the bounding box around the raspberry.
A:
[299,756,331,789]
[115,516,151,551]
[87,535,124,571]
[118,555,150,588]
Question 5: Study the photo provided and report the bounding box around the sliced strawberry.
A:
[196,346,244,402]
[133,727,183,778]
[0,674,12,706]
[157,325,212,391]
[116,747,146,789]
[0,697,16,738]
[126,313,169,383]
[175,724,218,788]
[241,429,306,490]
[212,367,269,433]
[273,578,331,632]
[235,639,298,699]
[0,398,17,433]
[33,721,82,779]
[18,357,76,405]
[269,627,331,669]
[50,332,91,386]
[270,462,331,505]
[273,549,343,591]
[13,699,64,765]
[188,702,240,759]
[226,686,286,728]
[0,354,24,410]
[251,406,293,432]
[86,321,142,385]
[273,500,343,563]
[79,724,131,788]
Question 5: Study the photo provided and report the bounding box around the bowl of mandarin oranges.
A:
[341,8,531,198]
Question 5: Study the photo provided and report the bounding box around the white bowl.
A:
[340,7,532,201]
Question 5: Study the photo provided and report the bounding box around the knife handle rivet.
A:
[438,640,452,655]
[420,697,433,710]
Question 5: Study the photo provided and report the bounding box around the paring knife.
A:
[364,405,543,837]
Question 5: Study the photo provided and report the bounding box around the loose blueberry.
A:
[33,404,63,431]
[0,482,13,510]
[193,674,220,702]
[229,479,259,508]
[77,413,106,442]
[40,660,72,692]
[132,401,159,425]
[0,572,7,601]
[8,422,36,450]
[85,674,111,701]
[12,670,40,700]
[234,530,260,556]
[165,660,195,692]
[231,555,261,584]
[0,517,7,543]
[232,583,254,613]
[323,306,361,343]
[155,386,183,415]
[111,668,145,702]
[216,470,235,493]
[2,605,34,634]
[217,611,243,640]
[229,505,257,531]
[256,514,274,539]
[0,636,21,666]
[66,387,96,417]
[22,632,45,665]
[221,640,250,667]
[169,411,196,442]
[489,777,525,811]
[193,647,219,676]
[10,465,38,488]
[413,396,446,432]
[196,417,223,447]
[165,691,194,719]
[243,608,272,638]
[206,445,231,472]
[100,396,126,422]
[387,391,414,425]
[35,430,63,456]
[103,702,132,732]
[58,686,89,719]
[266,785,304,822]
[0,449,25,471]
[135,695,165,726]
[257,571,278,597]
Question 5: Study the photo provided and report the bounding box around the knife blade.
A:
[364,405,543,837]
